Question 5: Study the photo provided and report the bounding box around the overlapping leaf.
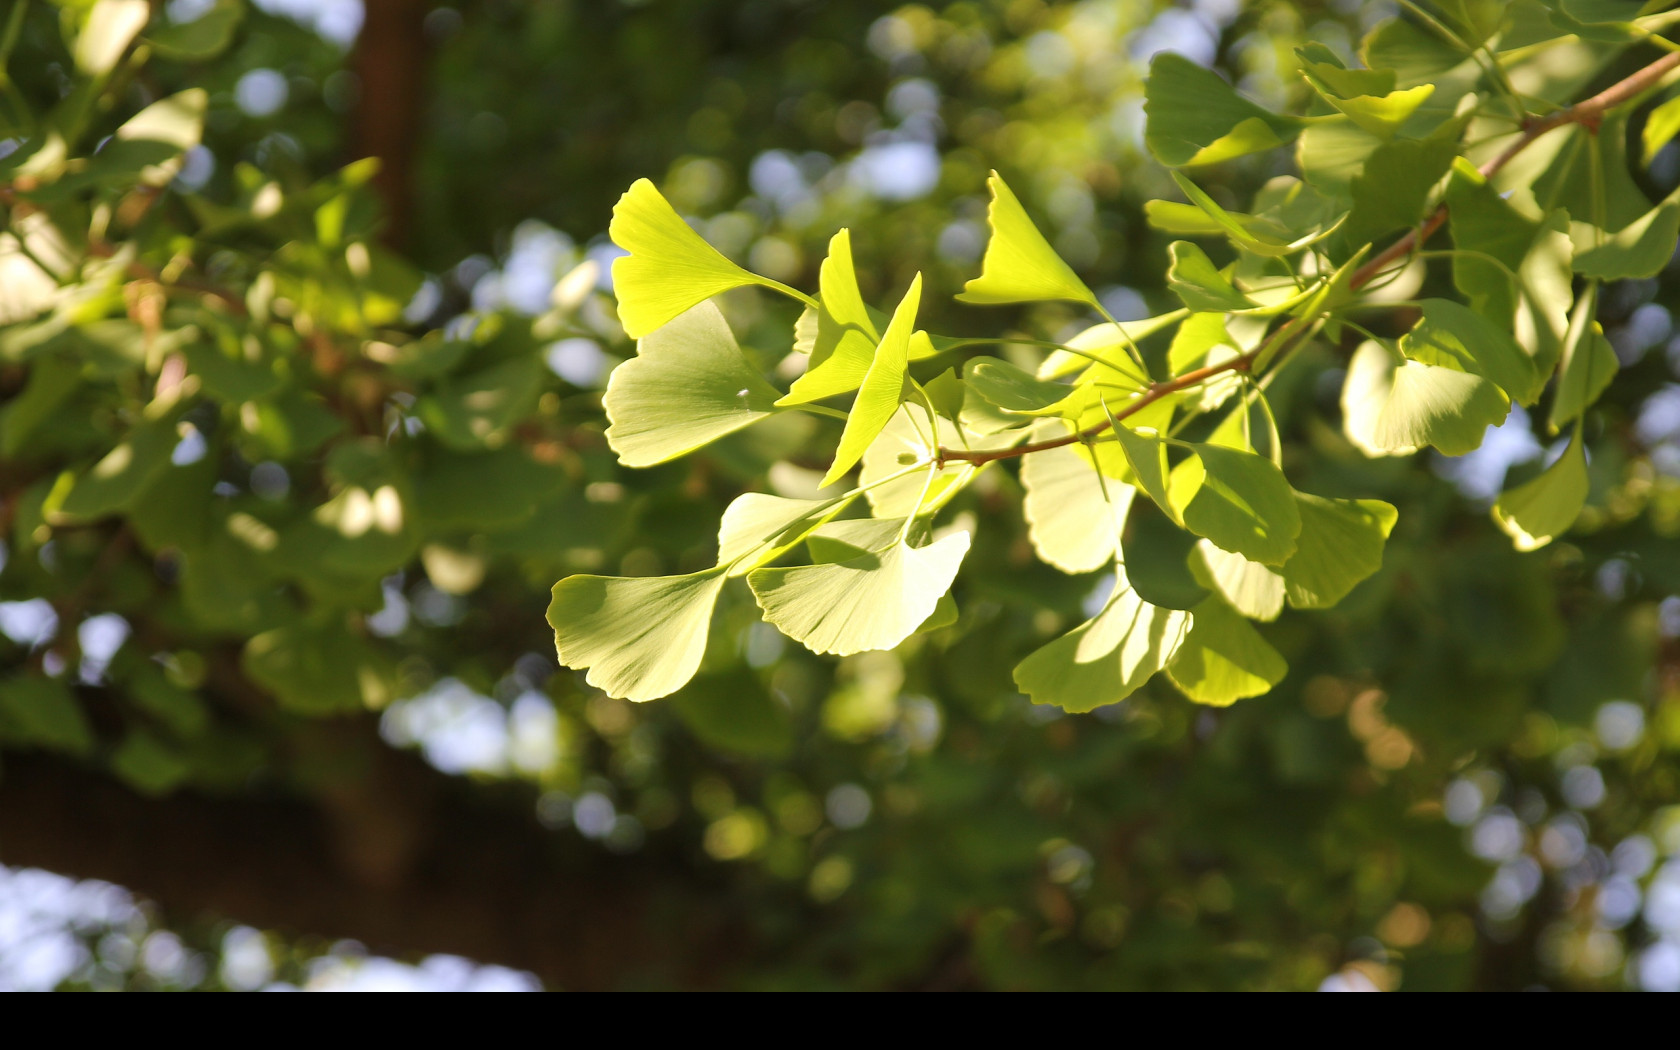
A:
[748,530,969,657]
[1013,569,1193,712]
[603,300,782,467]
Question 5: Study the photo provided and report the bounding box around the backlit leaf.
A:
[957,172,1099,309]
[822,274,921,487]
[1281,494,1397,609]
[1401,298,1540,405]
[1166,597,1287,706]
[1168,442,1301,566]
[1573,184,1680,280]
[748,531,970,657]
[1492,431,1589,552]
[1193,540,1285,621]
[604,300,782,467]
[548,568,729,701]
[716,492,853,575]
[1549,285,1617,432]
[1012,567,1193,712]
[1341,339,1508,457]
[778,229,882,404]
[609,179,763,339]
[1020,423,1136,573]
[1166,241,1255,312]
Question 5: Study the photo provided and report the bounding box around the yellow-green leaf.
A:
[956,172,1099,309]
[1012,567,1193,712]
[1492,431,1589,552]
[603,300,782,467]
[822,273,921,487]
[748,531,970,656]
[1166,597,1287,706]
[609,178,763,339]
[548,568,729,701]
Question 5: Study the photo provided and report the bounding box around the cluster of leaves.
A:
[0,1,626,790]
[555,0,1680,713]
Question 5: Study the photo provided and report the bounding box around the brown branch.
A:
[938,47,1680,468]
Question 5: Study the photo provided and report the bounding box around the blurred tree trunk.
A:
[0,727,754,990]
[353,0,430,249]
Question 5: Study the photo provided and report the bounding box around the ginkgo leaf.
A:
[1573,184,1680,280]
[716,492,854,575]
[747,531,970,656]
[1021,423,1136,573]
[956,171,1100,309]
[609,179,763,339]
[1549,287,1617,433]
[1039,313,1184,380]
[604,300,783,467]
[1012,569,1193,713]
[1167,312,1245,413]
[1340,339,1508,457]
[1281,494,1397,609]
[1114,422,1175,521]
[1344,135,1456,248]
[860,403,1018,517]
[1166,597,1288,706]
[1122,505,1209,610]
[805,516,914,561]
[1144,52,1300,167]
[1492,431,1589,552]
[778,229,882,404]
[1193,540,1285,621]
[1160,172,1336,257]
[1295,46,1395,98]
[822,274,921,487]
[1311,81,1435,137]
[1166,241,1256,312]
[1402,299,1540,405]
[547,568,728,702]
[964,358,1074,415]
[1168,443,1301,566]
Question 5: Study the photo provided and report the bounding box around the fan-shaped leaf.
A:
[957,172,1099,309]
[1167,241,1256,312]
[1573,184,1680,281]
[604,300,782,467]
[609,179,763,338]
[548,568,728,702]
[1144,52,1300,167]
[1021,423,1136,573]
[1193,540,1285,621]
[1549,286,1617,432]
[1402,298,1540,405]
[1166,597,1287,706]
[1168,443,1301,566]
[748,531,970,656]
[1493,431,1589,552]
[778,229,882,404]
[1012,569,1193,712]
[1281,494,1397,609]
[715,492,854,575]
[1341,339,1508,457]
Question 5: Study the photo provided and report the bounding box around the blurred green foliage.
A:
[3,0,1680,991]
